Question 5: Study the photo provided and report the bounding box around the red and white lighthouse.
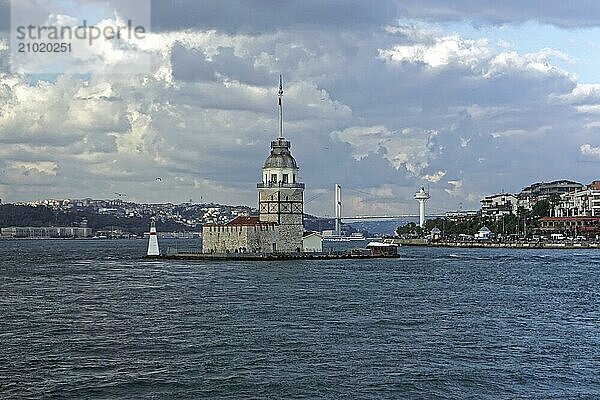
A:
[147,218,160,256]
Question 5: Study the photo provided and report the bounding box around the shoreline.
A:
[0,237,143,241]
[147,252,400,261]
[413,241,600,249]
[3,237,599,250]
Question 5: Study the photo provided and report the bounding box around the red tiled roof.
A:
[589,181,600,190]
[203,216,276,227]
[225,216,276,226]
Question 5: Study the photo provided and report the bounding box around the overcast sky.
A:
[1,0,600,217]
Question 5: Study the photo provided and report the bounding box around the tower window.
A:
[282,174,288,183]
[271,174,277,182]
[293,174,296,183]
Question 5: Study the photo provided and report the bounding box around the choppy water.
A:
[1,239,599,399]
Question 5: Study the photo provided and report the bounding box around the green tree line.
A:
[397,197,558,237]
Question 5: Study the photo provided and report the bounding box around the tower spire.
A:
[278,74,284,139]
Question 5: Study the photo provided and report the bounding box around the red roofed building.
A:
[540,180,600,237]
[538,216,600,235]
[589,180,600,190]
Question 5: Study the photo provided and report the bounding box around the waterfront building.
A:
[518,180,583,210]
[302,231,323,253]
[479,180,584,220]
[445,210,478,223]
[429,227,442,240]
[202,216,278,253]
[480,194,518,220]
[0,226,92,238]
[366,242,399,256]
[533,181,600,237]
[474,226,494,240]
[538,216,600,237]
[554,181,600,218]
[202,77,305,254]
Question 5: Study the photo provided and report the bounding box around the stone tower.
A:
[257,76,304,252]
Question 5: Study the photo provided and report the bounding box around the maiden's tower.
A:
[202,77,305,253]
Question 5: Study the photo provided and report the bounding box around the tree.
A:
[396,222,424,236]
[548,194,561,217]
[532,199,551,218]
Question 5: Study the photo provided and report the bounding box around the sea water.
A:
[1,239,599,398]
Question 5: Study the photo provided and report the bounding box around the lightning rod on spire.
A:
[278,74,284,139]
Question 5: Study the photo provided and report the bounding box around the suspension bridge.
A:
[304,184,450,234]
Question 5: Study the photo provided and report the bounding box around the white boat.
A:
[323,235,350,242]
[348,232,365,241]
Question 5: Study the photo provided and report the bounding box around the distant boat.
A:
[348,232,365,241]
[322,233,367,242]
[323,236,350,242]
[323,235,350,242]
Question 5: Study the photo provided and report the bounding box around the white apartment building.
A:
[480,194,518,220]
[555,181,600,217]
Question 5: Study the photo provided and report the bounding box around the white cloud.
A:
[568,84,600,102]
[490,126,550,139]
[575,105,600,114]
[384,23,441,42]
[2,161,59,186]
[379,33,573,80]
[331,125,437,175]
[485,49,571,77]
[445,179,464,197]
[580,144,600,158]
[10,1,152,75]
[378,35,493,69]
[0,15,599,215]
[423,170,446,183]
[395,1,600,28]
[8,161,57,175]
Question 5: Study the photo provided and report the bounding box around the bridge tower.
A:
[334,184,342,235]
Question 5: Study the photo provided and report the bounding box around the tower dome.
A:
[263,139,298,169]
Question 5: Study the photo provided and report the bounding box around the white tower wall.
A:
[414,187,430,228]
[419,200,426,228]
